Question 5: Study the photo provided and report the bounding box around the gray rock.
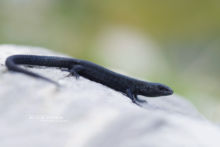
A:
[0,44,220,147]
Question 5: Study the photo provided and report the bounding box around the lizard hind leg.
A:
[68,65,84,79]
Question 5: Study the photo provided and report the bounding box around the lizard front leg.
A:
[125,89,142,106]
[134,95,147,103]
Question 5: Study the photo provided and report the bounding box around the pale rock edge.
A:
[0,44,219,147]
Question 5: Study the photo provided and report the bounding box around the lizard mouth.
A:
[164,89,173,95]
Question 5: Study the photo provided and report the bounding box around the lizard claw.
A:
[135,97,147,103]
[69,70,80,79]
[132,99,143,107]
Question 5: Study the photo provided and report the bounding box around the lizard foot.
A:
[68,65,84,79]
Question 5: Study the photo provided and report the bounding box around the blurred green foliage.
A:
[0,0,220,121]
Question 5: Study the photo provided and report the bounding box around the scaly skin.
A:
[5,55,173,105]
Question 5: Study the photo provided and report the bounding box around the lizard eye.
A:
[157,84,173,95]
[158,85,168,91]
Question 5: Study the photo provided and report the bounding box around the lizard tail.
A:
[5,55,60,86]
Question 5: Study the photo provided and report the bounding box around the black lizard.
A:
[5,55,173,105]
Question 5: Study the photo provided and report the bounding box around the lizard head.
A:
[138,82,173,97]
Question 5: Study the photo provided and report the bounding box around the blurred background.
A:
[0,0,219,122]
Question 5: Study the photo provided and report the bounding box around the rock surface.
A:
[0,44,220,147]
